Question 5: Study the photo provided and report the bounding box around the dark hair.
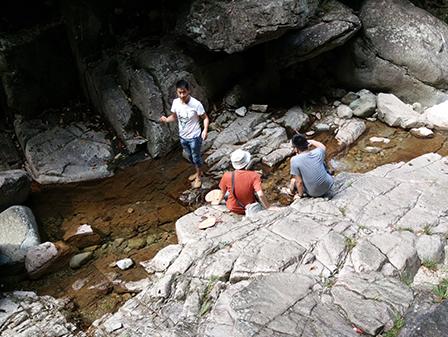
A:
[292,134,309,151]
[176,79,190,90]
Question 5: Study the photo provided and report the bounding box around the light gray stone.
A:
[14,118,114,184]
[422,100,448,130]
[69,252,93,269]
[116,258,134,270]
[234,106,247,117]
[416,235,444,264]
[351,239,387,273]
[336,104,353,119]
[335,118,366,146]
[410,127,434,138]
[377,93,424,129]
[0,206,40,266]
[277,105,310,131]
[314,231,346,272]
[140,244,183,274]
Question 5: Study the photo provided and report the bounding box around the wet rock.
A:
[25,241,72,279]
[416,235,444,264]
[177,0,319,53]
[0,170,31,211]
[63,224,101,249]
[370,136,390,144]
[377,93,424,129]
[335,118,366,146]
[422,100,448,130]
[70,252,93,269]
[336,104,353,119]
[349,89,376,118]
[0,206,40,267]
[277,105,310,131]
[363,146,382,154]
[14,118,114,184]
[127,238,146,250]
[116,258,134,270]
[410,127,434,139]
[0,132,22,171]
[336,0,448,107]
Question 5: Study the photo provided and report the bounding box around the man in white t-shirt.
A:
[159,79,209,188]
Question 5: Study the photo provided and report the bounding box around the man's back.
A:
[290,148,333,197]
[219,170,262,214]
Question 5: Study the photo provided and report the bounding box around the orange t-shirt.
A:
[219,170,262,214]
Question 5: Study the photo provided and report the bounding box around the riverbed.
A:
[6,121,448,328]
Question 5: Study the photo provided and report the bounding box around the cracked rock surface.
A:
[82,153,448,337]
[14,117,114,184]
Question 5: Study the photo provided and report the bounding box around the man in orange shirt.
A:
[216,149,269,215]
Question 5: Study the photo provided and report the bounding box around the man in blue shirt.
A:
[289,134,333,198]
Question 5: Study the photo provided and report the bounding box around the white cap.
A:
[230,149,251,170]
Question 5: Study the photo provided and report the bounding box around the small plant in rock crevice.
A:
[382,315,405,337]
[422,259,438,272]
[433,278,448,301]
[345,236,357,252]
[199,276,220,317]
[421,224,433,235]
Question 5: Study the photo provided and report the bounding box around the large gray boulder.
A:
[14,117,114,184]
[0,170,31,211]
[0,206,40,266]
[336,0,448,107]
[177,0,319,54]
[377,93,424,129]
[268,0,361,66]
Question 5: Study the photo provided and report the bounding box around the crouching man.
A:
[290,134,333,198]
[215,149,269,215]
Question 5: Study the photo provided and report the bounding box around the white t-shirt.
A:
[171,96,205,139]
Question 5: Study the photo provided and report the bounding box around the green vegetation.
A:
[421,224,433,235]
[345,236,357,252]
[400,274,413,287]
[433,278,448,301]
[199,276,220,317]
[397,227,414,233]
[422,259,438,272]
[383,315,405,337]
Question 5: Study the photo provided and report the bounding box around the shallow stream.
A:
[6,121,448,328]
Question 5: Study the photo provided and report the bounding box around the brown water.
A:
[8,121,448,328]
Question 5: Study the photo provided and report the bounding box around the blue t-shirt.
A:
[290,148,333,197]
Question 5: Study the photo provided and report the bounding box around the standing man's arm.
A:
[308,139,326,150]
[159,112,177,123]
[201,113,209,140]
